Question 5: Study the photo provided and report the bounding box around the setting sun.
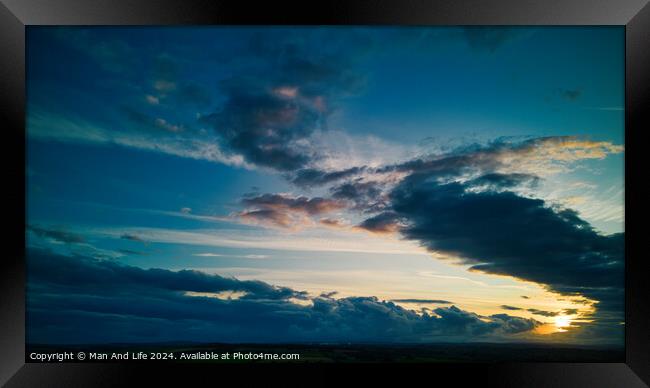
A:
[555,315,572,330]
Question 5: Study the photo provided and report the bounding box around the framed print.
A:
[1,0,649,386]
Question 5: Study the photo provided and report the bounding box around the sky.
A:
[26,26,624,347]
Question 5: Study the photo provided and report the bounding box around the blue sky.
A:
[26,26,624,347]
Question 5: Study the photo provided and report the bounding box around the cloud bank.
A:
[27,249,540,344]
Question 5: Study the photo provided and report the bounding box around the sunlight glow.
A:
[554,315,572,331]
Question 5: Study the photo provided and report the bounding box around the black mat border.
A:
[1,0,648,386]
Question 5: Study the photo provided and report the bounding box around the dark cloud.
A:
[319,218,347,228]
[200,34,367,171]
[377,136,621,179]
[320,291,338,298]
[241,194,345,216]
[367,165,624,342]
[501,305,523,311]
[558,88,582,101]
[392,178,624,295]
[200,79,321,171]
[27,225,85,244]
[120,233,147,243]
[468,173,540,190]
[431,306,539,337]
[238,209,293,228]
[488,314,540,335]
[331,180,380,200]
[238,193,346,228]
[330,180,386,212]
[291,167,365,188]
[527,309,560,318]
[27,249,540,344]
[375,139,517,178]
[392,299,453,304]
[28,249,302,301]
[356,211,402,234]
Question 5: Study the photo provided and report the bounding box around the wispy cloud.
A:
[27,110,252,169]
[27,225,124,260]
[89,226,430,256]
[192,252,269,259]
[28,225,86,244]
[392,299,453,304]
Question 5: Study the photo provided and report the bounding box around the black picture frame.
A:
[1,0,648,386]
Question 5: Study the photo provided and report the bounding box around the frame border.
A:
[1,1,648,386]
